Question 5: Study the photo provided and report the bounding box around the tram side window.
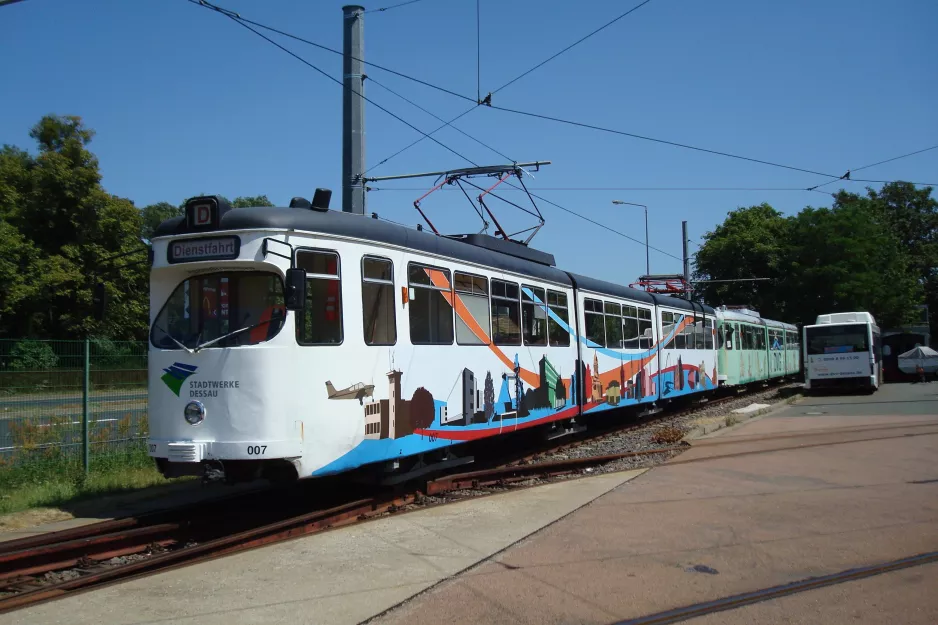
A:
[638,307,653,349]
[295,250,343,345]
[674,315,686,349]
[522,285,548,346]
[604,302,623,348]
[361,257,396,346]
[726,324,736,350]
[679,315,697,350]
[454,272,490,345]
[695,320,706,349]
[547,290,571,347]
[756,328,766,350]
[660,311,675,349]
[408,263,454,345]
[621,305,639,350]
[705,319,714,349]
[491,279,521,345]
[584,298,605,347]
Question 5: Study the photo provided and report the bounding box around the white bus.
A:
[803,312,881,393]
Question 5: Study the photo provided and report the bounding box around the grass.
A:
[0,447,188,517]
[724,415,741,427]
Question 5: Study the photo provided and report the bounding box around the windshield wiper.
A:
[192,319,276,353]
[154,325,195,354]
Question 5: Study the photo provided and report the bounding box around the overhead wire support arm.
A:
[475,173,513,240]
[382,162,551,244]
[361,161,550,183]
[411,177,452,235]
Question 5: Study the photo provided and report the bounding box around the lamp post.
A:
[612,200,649,277]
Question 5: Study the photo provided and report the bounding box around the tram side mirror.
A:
[92,282,107,321]
[285,268,307,311]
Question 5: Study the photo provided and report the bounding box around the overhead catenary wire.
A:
[367,76,513,163]
[367,0,656,173]
[851,144,938,173]
[367,186,845,192]
[486,105,938,186]
[188,0,476,104]
[490,0,657,95]
[488,105,837,179]
[523,189,684,262]
[363,104,479,175]
[195,5,479,168]
[808,144,938,191]
[364,0,430,14]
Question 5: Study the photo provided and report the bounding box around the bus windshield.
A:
[805,324,869,356]
[151,271,285,350]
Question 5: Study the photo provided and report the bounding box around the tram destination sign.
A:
[168,236,241,263]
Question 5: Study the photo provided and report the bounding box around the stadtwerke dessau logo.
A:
[161,362,198,396]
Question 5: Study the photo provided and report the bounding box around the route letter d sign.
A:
[193,203,212,226]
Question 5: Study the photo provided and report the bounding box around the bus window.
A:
[805,324,870,355]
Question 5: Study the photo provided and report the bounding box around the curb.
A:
[684,391,804,441]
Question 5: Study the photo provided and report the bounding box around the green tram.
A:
[715,307,800,388]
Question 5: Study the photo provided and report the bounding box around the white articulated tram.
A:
[803,312,882,393]
[145,194,720,484]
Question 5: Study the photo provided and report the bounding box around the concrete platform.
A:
[4,469,647,625]
[374,382,938,625]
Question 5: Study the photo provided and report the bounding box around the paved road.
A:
[0,392,146,410]
[787,383,937,417]
[375,382,938,625]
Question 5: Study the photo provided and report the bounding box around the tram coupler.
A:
[202,460,226,485]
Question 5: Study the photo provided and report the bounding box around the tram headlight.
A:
[184,401,205,426]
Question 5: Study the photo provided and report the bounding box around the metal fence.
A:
[0,339,148,470]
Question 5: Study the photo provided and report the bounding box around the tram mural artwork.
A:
[143,195,798,484]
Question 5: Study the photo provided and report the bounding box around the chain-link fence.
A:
[0,339,148,470]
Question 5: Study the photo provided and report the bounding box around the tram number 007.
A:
[246,445,267,456]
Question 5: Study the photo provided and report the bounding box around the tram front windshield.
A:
[805,324,869,356]
[151,271,285,350]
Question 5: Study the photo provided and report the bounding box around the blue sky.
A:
[2,0,936,284]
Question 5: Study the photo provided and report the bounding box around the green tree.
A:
[0,221,40,332]
[230,195,274,208]
[0,115,147,339]
[693,203,790,318]
[140,202,182,240]
[865,182,938,338]
[780,199,920,328]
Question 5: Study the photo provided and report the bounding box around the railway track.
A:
[0,381,797,615]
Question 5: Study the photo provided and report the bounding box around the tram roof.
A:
[154,205,574,284]
[154,204,719,312]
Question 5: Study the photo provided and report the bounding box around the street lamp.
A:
[612,200,649,277]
